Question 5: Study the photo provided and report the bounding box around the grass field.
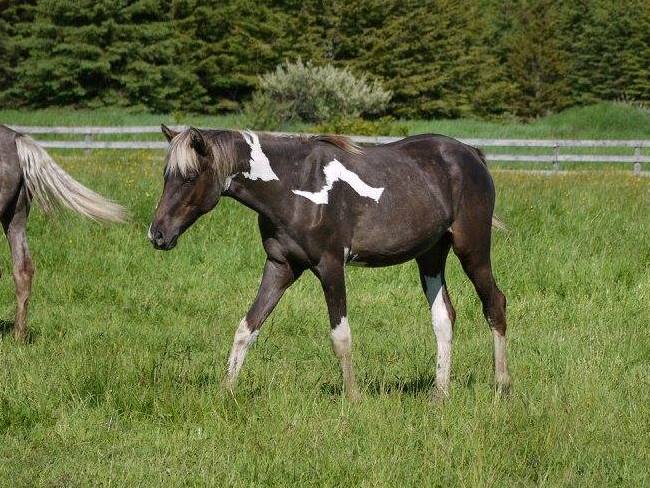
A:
[0,109,649,485]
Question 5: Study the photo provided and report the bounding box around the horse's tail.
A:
[472,146,489,167]
[471,145,507,232]
[14,135,127,222]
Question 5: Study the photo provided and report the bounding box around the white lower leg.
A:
[331,317,359,398]
[425,275,453,395]
[225,318,259,387]
[492,329,511,387]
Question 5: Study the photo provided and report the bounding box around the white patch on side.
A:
[343,247,350,261]
[330,317,352,358]
[226,318,260,381]
[424,274,453,392]
[240,131,279,182]
[292,159,384,205]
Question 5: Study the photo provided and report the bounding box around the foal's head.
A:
[149,125,235,250]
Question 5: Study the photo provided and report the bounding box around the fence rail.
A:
[8,125,650,174]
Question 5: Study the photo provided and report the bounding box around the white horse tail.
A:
[14,135,126,222]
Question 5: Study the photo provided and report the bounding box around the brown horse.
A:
[149,126,511,400]
[0,125,126,341]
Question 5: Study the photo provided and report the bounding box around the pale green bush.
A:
[244,60,391,129]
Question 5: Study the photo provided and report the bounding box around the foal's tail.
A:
[472,145,507,232]
[15,135,126,222]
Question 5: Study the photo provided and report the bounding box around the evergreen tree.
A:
[501,0,571,117]
[567,0,650,104]
[0,0,648,117]
[0,1,37,102]
[355,0,512,118]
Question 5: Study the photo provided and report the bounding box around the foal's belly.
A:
[348,203,451,267]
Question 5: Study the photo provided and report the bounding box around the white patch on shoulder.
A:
[292,159,384,205]
[240,131,279,182]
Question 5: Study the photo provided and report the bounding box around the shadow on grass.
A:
[0,319,14,337]
[320,374,438,397]
[0,319,38,343]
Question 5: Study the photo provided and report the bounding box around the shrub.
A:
[312,116,408,137]
[243,60,391,129]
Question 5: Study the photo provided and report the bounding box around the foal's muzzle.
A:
[148,225,178,251]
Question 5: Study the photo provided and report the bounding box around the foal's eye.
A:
[183,175,198,184]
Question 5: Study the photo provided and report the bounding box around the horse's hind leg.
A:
[2,190,34,343]
[451,215,511,395]
[416,235,455,400]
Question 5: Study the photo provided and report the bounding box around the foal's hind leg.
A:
[451,217,511,395]
[2,191,34,343]
[416,236,455,400]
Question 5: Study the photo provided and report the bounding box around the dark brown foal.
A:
[149,127,511,400]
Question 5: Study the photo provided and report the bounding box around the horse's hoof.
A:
[495,378,512,397]
[431,387,449,404]
[346,388,362,403]
[221,377,236,394]
[13,330,27,344]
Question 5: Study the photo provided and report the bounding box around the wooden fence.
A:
[8,125,650,175]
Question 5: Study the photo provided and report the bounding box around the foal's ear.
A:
[189,127,208,157]
[161,124,179,142]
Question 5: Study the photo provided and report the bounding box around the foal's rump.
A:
[1,125,126,222]
[384,133,501,225]
[345,134,499,263]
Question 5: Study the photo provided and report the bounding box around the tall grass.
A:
[0,147,648,486]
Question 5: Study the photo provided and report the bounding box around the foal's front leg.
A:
[316,255,361,402]
[224,258,300,390]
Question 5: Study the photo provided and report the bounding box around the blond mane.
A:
[165,130,237,189]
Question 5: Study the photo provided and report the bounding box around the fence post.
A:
[84,133,92,155]
[553,144,560,172]
[634,146,641,176]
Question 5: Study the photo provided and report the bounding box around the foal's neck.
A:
[223,132,312,220]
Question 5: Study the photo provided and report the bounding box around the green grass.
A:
[0,148,648,486]
[2,102,649,139]
[404,102,650,139]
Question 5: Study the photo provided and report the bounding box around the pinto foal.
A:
[149,126,511,399]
